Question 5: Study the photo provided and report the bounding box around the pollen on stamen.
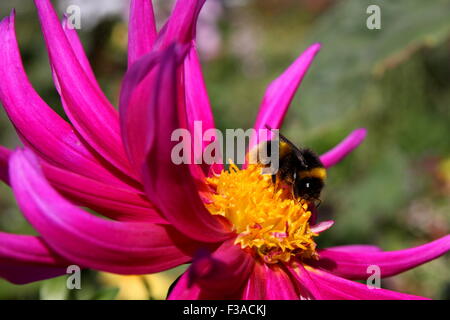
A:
[205,163,319,264]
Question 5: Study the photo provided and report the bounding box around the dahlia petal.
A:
[169,240,254,300]
[1,145,158,222]
[242,263,298,300]
[250,43,321,148]
[0,264,66,286]
[9,149,204,274]
[34,0,136,179]
[310,220,334,233]
[42,163,166,223]
[319,128,367,168]
[119,50,161,172]
[184,45,223,175]
[62,16,103,95]
[166,273,203,300]
[120,45,212,191]
[0,146,11,184]
[0,12,126,186]
[263,265,299,300]
[0,232,70,284]
[125,0,218,177]
[307,268,428,300]
[287,263,323,299]
[311,235,450,280]
[128,0,157,66]
[241,261,267,299]
[141,1,215,178]
[188,240,253,288]
[323,244,382,252]
[142,45,230,243]
[157,0,206,49]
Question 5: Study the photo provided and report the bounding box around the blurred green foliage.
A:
[0,0,449,299]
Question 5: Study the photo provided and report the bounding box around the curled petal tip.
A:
[0,9,15,26]
[314,235,450,280]
[320,128,368,168]
[250,43,322,149]
[310,42,322,52]
[355,127,368,138]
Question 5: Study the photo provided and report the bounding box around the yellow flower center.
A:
[206,163,319,264]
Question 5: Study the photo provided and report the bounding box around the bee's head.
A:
[294,177,324,202]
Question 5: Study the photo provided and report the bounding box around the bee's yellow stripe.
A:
[298,168,327,180]
[279,141,291,157]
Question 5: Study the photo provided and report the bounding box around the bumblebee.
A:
[250,131,326,204]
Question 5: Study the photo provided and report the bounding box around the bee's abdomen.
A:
[298,167,327,180]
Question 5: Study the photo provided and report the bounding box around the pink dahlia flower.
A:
[0,0,449,300]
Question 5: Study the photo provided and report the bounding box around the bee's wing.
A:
[277,133,308,167]
[263,125,308,167]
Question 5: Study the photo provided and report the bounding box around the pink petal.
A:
[1,145,161,223]
[121,0,215,176]
[122,0,219,183]
[287,263,323,299]
[9,148,206,274]
[310,220,334,233]
[0,232,70,284]
[119,49,161,172]
[42,163,166,223]
[120,46,213,200]
[34,0,136,180]
[242,263,299,300]
[183,45,223,176]
[142,45,230,243]
[168,239,254,300]
[128,0,157,66]
[156,0,206,49]
[166,273,202,300]
[241,261,267,299]
[320,128,367,168]
[263,265,299,300]
[120,47,210,185]
[0,12,127,187]
[310,235,450,280]
[250,43,321,149]
[62,16,100,92]
[0,145,11,184]
[323,244,382,252]
[307,268,428,300]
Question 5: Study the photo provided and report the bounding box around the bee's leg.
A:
[291,185,298,202]
[291,172,299,201]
